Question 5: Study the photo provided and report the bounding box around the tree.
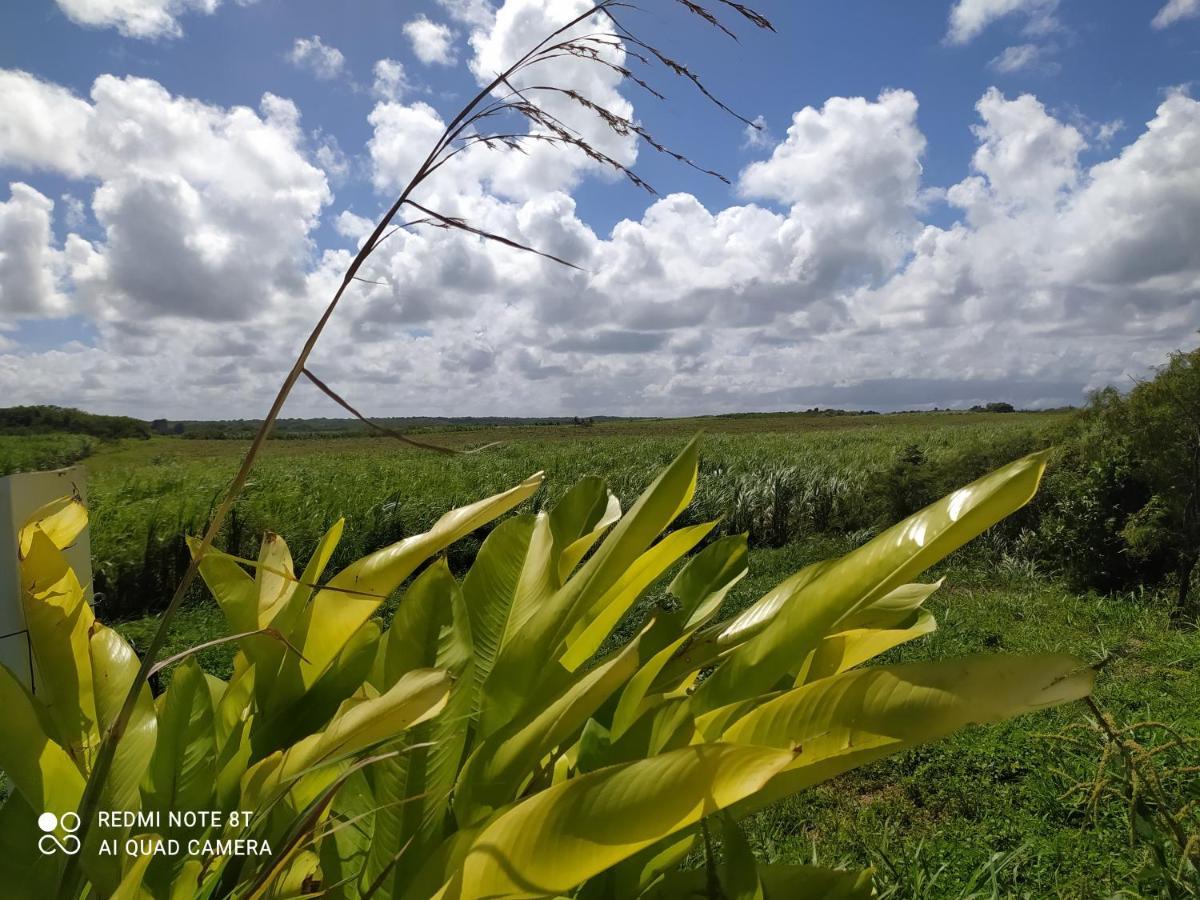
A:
[1117,348,1200,623]
[1037,346,1200,624]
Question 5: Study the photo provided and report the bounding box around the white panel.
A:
[0,466,92,692]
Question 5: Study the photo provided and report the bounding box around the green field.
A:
[81,411,1060,617]
[8,410,1199,896]
[0,432,97,477]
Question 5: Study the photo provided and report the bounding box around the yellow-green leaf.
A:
[722,653,1094,816]
[696,452,1050,710]
[435,743,796,900]
[296,473,542,689]
[88,625,156,813]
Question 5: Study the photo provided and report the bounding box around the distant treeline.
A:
[166,415,635,440]
[0,405,150,439]
[167,406,1043,439]
[0,402,1044,444]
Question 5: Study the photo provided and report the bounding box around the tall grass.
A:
[0,433,97,476]
[86,417,1058,616]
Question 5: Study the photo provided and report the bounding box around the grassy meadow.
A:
[0,432,97,477]
[9,409,1199,896]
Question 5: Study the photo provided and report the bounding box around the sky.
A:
[0,0,1198,419]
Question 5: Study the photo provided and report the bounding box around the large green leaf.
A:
[433,743,796,899]
[652,559,833,692]
[0,662,85,819]
[559,520,716,672]
[253,621,381,758]
[17,495,87,558]
[0,792,67,898]
[795,609,937,685]
[242,667,452,811]
[88,625,156,813]
[481,440,699,735]
[548,476,622,582]
[456,634,643,824]
[722,653,1094,816]
[253,519,345,713]
[20,525,99,768]
[294,473,542,689]
[143,658,216,819]
[364,561,476,897]
[460,514,545,725]
[668,533,749,632]
[695,452,1050,710]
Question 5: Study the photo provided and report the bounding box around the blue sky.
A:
[1,0,1198,417]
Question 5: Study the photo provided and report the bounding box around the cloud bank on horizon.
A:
[0,0,1198,418]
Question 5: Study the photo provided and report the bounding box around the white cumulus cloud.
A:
[0,72,330,323]
[1152,0,1200,28]
[54,0,253,39]
[0,183,70,318]
[371,58,410,101]
[946,0,1058,44]
[404,16,457,65]
[289,35,346,80]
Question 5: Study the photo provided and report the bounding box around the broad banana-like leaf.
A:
[254,519,345,712]
[795,609,937,685]
[88,625,156,813]
[318,768,376,899]
[549,476,622,582]
[143,658,216,819]
[460,514,547,727]
[0,661,86,820]
[653,559,833,692]
[189,536,260,636]
[110,844,157,900]
[0,783,67,897]
[611,632,693,740]
[244,667,451,810]
[718,813,766,900]
[839,579,943,630]
[670,533,749,633]
[255,531,298,626]
[696,452,1050,710]
[610,535,751,739]
[465,485,622,739]
[294,473,542,688]
[481,440,698,735]
[20,525,98,767]
[722,653,1094,816]
[456,634,643,823]
[254,621,381,758]
[169,861,210,900]
[216,655,256,748]
[559,520,716,672]
[639,813,764,900]
[364,561,475,896]
[584,697,695,772]
[18,494,87,556]
[433,743,797,900]
[140,662,221,900]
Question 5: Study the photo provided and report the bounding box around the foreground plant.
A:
[0,441,1096,897]
[65,2,777,880]
[1048,699,1199,894]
